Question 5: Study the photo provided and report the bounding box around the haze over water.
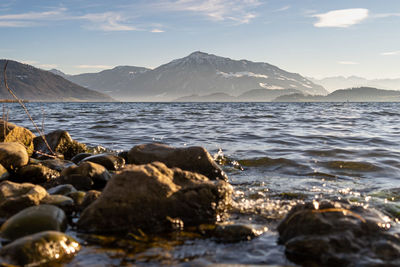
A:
[3,101,400,265]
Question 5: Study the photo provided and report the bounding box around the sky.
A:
[0,0,400,79]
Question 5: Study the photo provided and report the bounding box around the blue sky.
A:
[0,0,400,79]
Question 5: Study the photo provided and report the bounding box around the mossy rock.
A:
[0,119,36,156]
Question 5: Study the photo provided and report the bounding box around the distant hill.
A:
[57,51,328,101]
[173,93,236,102]
[0,60,114,101]
[274,87,400,102]
[50,66,150,95]
[309,76,400,92]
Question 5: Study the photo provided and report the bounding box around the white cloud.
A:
[275,5,290,12]
[338,61,359,65]
[381,50,400,56]
[75,65,113,69]
[156,0,260,24]
[151,29,165,33]
[0,8,66,27]
[80,12,136,31]
[313,8,369,28]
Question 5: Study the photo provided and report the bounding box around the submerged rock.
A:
[0,119,36,155]
[127,143,227,181]
[33,130,87,160]
[79,153,125,171]
[0,231,80,266]
[277,200,400,266]
[78,162,232,234]
[0,142,29,171]
[16,164,59,184]
[0,204,67,241]
[0,181,48,218]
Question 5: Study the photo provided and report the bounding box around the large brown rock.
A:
[16,164,60,184]
[278,200,400,266]
[127,143,227,181]
[0,142,29,171]
[78,162,232,234]
[0,181,48,218]
[0,119,35,155]
[33,130,87,160]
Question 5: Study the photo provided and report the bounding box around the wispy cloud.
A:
[151,29,165,33]
[275,5,290,12]
[80,12,136,31]
[155,0,261,24]
[75,65,113,69]
[338,61,359,65]
[0,8,136,31]
[313,8,369,28]
[381,50,400,56]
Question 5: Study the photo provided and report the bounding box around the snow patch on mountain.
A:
[218,71,269,79]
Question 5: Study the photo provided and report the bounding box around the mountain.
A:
[0,60,113,101]
[50,66,150,95]
[58,51,328,101]
[173,92,236,102]
[310,76,400,92]
[274,87,400,102]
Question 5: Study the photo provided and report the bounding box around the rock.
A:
[33,130,87,160]
[0,204,67,241]
[16,164,59,183]
[127,143,227,181]
[0,163,9,181]
[80,190,101,210]
[79,153,125,171]
[213,224,267,243]
[0,142,29,171]
[41,195,75,213]
[68,191,86,207]
[277,200,400,266]
[0,181,48,218]
[0,119,36,155]
[47,184,77,195]
[57,174,94,191]
[0,231,80,266]
[71,152,92,164]
[78,162,232,234]
[61,161,111,189]
[40,158,76,172]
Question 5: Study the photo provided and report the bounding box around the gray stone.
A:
[47,184,77,195]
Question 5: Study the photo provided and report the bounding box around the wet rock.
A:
[79,153,125,171]
[33,130,87,160]
[0,204,67,241]
[59,174,94,191]
[0,181,48,218]
[0,119,36,155]
[71,152,92,164]
[48,184,77,195]
[277,200,400,266]
[78,162,232,234]
[0,163,9,181]
[41,195,75,213]
[80,190,101,210]
[0,231,80,266]
[40,158,76,172]
[127,143,227,181]
[68,191,86,207]
[0,142,29,171]
[61,161,111,189]
[213,223,267,243]
[16,164,59,183]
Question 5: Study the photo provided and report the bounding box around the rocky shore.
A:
[0,119,400,266]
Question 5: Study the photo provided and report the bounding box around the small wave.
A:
[322,161,380,172]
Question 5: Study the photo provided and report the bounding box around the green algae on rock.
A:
[0,119,36,156]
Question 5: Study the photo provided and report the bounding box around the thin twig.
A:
[3,60,55,155]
